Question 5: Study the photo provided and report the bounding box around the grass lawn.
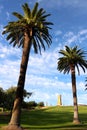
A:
[0,106,87,130]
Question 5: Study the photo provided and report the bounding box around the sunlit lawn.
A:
[0,106,87,130]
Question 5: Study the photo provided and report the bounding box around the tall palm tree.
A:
[57,46,87,124]
[2,2,53,130]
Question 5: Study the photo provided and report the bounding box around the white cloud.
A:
[79,29,87,35]
[0,54,4,58]
[55,30,62,36]
[28,50,58,75]
[62,92,73,106]
[78,93,87,104]
[0,5,3,13]
[0,59,20,89]
[63,32,77,46]
[0,43,22,89]
[6,11,10,20]
[0,24,4,41]
[61,29,87,47]
[0,42,21,59]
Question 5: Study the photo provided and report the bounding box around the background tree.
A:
[5,86,32,110]
[57,46,87,124]
[27,101,37,109]
[5,87,16,111]
[2,2,53,130]
[0,87,31,111]
[38,102,44,107]
[0,87,5,108]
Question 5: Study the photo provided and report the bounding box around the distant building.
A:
[57,95,62,106]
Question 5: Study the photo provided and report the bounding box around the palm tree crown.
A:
[2,2,53,54]
[58,46,87,74]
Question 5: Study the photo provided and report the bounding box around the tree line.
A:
[0,86,44,111]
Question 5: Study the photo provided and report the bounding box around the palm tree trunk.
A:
[9,32,32,127]
[71,65,80,124]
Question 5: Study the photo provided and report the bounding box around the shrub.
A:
[38,102,44,107]
[28,101,37,109]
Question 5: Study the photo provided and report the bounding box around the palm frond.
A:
[22,3,31,18]
[34,36,41,54]
[31,2,38,17]
[12,12,23,19]
[32,38,38,54]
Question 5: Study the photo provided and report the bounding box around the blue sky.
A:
[0,0,87,106]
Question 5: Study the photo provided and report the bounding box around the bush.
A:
[28,101,37,109]
[38,102,44,107]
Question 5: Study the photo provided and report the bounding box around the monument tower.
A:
[58,95,62,106]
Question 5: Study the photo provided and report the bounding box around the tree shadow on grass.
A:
[1,107,87,130]
[21,108,73,126]
[21,107,87,129]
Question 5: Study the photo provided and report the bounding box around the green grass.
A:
[0,106,87,130]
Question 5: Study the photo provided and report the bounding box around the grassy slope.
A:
[0,106,87,130]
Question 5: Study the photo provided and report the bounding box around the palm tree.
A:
[57,46,87,124]
[85,77,87,90]
[2,2,53,130]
